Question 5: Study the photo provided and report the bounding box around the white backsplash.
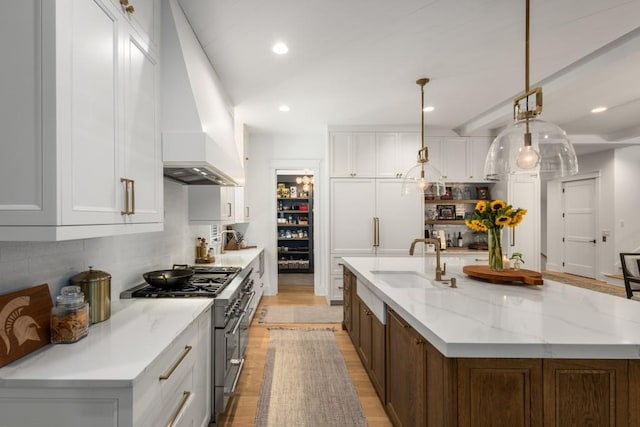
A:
[0,180,195,301]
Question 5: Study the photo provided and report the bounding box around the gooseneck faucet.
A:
[409,238,446,281]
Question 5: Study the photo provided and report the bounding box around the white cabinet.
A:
[189,186,235,224]
[425,136,492,182]
[330,132,376,177]
[441,137,469,181]
[506,173,541,271]
[234,187,251,223]
[0,305,211,427]
[469,137,492,180]
[111,0,159,52]
[0,0,162,241]
[375,132,420,178]
[328,178,422,303]
[330,179,376,254]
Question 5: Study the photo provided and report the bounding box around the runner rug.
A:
[258,305,343,324]
[255,328,367,427]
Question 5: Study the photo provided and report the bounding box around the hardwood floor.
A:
[218,284,392,427]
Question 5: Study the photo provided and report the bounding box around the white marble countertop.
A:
[195,247,263,269]
[343,256,640,359]
[0,299,212,388]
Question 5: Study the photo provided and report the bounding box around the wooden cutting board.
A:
[0,284,53,368]
[463,265,544,286]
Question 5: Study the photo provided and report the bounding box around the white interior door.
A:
[562,178,597,278]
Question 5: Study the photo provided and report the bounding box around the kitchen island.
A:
[342,256,640,427]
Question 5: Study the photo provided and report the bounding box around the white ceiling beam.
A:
[455,26,640,136]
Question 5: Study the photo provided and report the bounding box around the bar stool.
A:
[620,253,640,299]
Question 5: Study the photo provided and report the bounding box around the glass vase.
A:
[488,227,504,271]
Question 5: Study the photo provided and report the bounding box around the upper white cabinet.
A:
[188,186,235,224]
[375,133,420,178]
[0,0,162,241]
[330,132,375,177]
[469,137,492,180]
[425,136,492,182]
[112,0,159,52]
[234,186,250,223]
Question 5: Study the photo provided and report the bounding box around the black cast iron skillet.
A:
[143,264,194,289]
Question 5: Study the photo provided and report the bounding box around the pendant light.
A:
[401,78,446,197]
[484,0,578,181]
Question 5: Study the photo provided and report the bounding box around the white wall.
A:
[0,180,193,302]
[243,131,327,296]
[614,146,640,258]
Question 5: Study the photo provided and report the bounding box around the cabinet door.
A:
[425,137,443,173]
[61,0,123,225]
[119,0,158,51]
[386,309,426,426]
[375,133,398,177]
[330,133,352,177]
[543,360,627,427]
[458,358,542,427]
[330,179,375,254]
[221,187,234,221]
[376,180,422,254]
[357,297,372,368]
[351,132,375,177]
[0,1,50,225]
[469,137,491,180]
[123,32,162,223]
[370,312,386,401]
[442,137,469,181]
[507,174,540,270]
[397,132,420,177]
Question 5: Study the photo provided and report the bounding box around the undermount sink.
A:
[370,270,444,289]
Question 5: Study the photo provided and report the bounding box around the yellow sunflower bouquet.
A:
[465,200,527,271]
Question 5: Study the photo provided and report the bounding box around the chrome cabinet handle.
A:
[159,345,193,380]
[227,202,232,218]
[166,391,191,427]
[511,227,515,247]
[245,206,250,218]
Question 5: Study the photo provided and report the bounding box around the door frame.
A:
[269,159,323,297]
[561,176,598,278]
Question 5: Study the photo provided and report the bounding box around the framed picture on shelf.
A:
[476,186,490,200]
[289,186,297,198]
[436,204,456,220]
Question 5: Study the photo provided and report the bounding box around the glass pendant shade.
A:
[401,162,446,197]
[484,117,578,181]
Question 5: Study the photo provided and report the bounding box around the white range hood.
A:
[161,0,243,185]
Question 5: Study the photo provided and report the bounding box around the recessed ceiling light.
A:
[423,106,435,112]
[591,106,607,113]
[272,42,289,55]
[279,105,291,112]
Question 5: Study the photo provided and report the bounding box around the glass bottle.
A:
[51,286,89,344]
[457,231,463,247]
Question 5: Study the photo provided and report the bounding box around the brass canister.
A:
[70,266,111,324]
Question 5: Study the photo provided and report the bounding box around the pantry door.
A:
[562,178,597,278]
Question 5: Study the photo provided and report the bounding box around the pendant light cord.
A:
[524,0,531,144]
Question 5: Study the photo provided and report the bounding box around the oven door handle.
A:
[226,311,246,337]
[228,358,245,395]
[243,291,256,313]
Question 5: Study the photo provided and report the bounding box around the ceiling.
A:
[177,0,640,153]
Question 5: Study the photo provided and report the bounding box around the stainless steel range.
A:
[121,265,255,425]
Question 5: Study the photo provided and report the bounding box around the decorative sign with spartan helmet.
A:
[0,284,53,368]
